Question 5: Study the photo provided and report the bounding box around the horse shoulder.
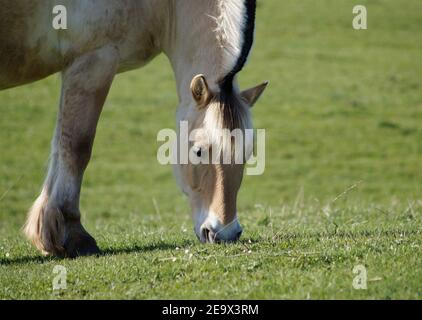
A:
[0,1,63,89]
[0,0,163,90]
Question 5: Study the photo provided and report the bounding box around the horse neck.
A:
[162,0,244,107]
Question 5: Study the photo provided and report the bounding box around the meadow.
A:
[0,0,421,299]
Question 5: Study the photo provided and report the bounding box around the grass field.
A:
[1,0,422,299]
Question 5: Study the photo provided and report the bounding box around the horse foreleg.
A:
[24,45,119,258]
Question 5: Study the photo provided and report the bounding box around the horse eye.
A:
[192,146,202,158]
[196,148,202,158]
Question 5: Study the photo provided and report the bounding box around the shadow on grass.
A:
[0,255,60,266]
[100,239,194,257]
[4,228,411,266]
[0,239,195,266]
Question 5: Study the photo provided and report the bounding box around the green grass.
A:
[1,0,422,299]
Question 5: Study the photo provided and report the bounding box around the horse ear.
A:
[241,81,269,107]
[191,74,211,107]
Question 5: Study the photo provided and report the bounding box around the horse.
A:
[0,0,267,258]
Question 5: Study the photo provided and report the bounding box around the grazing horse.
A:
[0,0,267,257]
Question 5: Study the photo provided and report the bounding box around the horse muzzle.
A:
[198,219,243,244]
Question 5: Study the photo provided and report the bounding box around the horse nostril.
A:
[201,226,219,243]
[201,227,210,242]
[201,227,214,243]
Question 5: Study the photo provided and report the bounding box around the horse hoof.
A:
[63,224,101,258]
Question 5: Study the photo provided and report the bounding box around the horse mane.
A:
[211,0,257,133]
[217,0,257,95]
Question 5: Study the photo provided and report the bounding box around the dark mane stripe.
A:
[219,0,257,94]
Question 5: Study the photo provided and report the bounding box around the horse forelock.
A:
[218,91,250,131]
[202,92,252,160]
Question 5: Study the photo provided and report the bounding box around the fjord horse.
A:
[0,0,267,257]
